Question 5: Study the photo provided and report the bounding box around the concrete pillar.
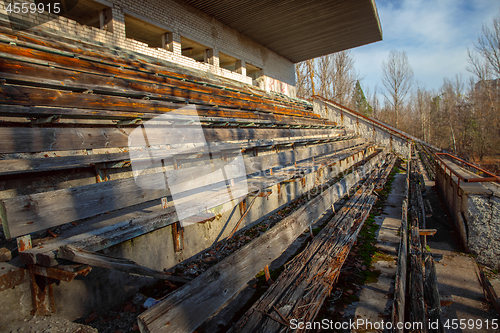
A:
[99,7,114,32]
[204,48,214,65]
[162,32,174,52]
[236,59,246,75]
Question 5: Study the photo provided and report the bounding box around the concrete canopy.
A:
[181,0,383,63]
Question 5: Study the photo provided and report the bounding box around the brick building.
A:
[2,0,382,96]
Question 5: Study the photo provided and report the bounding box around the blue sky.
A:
[351,0,500,97]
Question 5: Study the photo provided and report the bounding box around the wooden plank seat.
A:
[14,141,375,267]
[2,136,371,238]
[0,19,311,111]
[0,23,315,116]
[0,18,378,288]
[0,20,311,110]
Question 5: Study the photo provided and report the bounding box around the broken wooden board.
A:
[18,203,179,267]
[391,198,408,331]
[136,149,386,333]
[479,270,500,316]
[57,245,191,284]
[424,254,445,333]
[232,178,379,332]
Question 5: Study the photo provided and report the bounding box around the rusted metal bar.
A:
[27,264,92,282]
[435,153,500,183]
[28,268,55,316]
[227,190,261,240]
[172,222,184,253]
[17,235,32,252]
[264,265,273,285]
[313,95,413,141]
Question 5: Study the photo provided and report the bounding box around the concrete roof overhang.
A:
[181,0,383,63]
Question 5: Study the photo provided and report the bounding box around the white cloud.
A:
[352,0,500,95]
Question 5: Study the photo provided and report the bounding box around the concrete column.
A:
[204,48,214,65]
[236,59,246,75]
[99,7,114,32]
[162,32,174,52]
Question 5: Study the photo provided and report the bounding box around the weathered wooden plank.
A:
[0,152,129,175]
[3,139,369,238]
[0,134,362,175]
[0,120,344,154]
[0,104,333,127]
[17,145,373,266]
[136,150,386,333]
[18,203,179,267]
[57,245,191,283]
[0,43,317,118]
[0,26,310,112]
[409,226,427,332]
[424,254,444,333]
[1,174,169,238]
[392,199,408,332]
[0,58,314,118]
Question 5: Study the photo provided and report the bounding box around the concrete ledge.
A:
[435,161,500,270]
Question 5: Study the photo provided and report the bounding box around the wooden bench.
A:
[0,23,377,291]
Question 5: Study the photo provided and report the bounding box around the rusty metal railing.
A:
[435,153,500,183]
[313,95,414,142]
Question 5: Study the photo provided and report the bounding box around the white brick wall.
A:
[0,0,296,96]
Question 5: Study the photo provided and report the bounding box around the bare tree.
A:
[295,51,358,106]
[469,11,500,79]
[295,61,310,98]
[467,11,500,161]
[381,50,414,128]
[317,55,332,100]
[330,51,357,108]
[307,59,315,96]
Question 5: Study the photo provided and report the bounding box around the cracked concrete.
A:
[467,194,500,270]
